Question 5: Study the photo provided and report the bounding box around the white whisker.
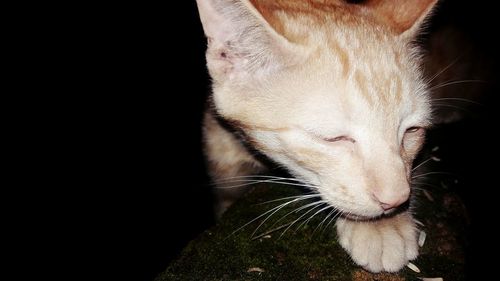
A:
[214,179,318,190]
[279,202,327,238]
[228,196,308,238]
[432,97,483,105]
[432,103,470,112]
[427,55,463,84]
[412,181,441,189]
[295,205,331,231]
[412,171,454,179]
[213,179,276,189]
[321,209,347,236]
[257,194,321,205]
[429,79,485,91]
[251,198,323,237]
[412,157,432,171]
[267,198,325,229]
[250,222,294,241]
[313,208,337,235]
[214,175,304,185]
[322,210,342,233]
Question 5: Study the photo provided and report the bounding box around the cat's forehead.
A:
[267,56,428,131]
[293,87,411,129]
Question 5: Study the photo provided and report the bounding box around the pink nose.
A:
[372,190,410,211]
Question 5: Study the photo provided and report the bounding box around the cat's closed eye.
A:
[402,127,426,153]
[323,135,356,143]
[405,127,422,133]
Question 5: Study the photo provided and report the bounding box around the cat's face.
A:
[198,0,436,218]
[216,42,430,218]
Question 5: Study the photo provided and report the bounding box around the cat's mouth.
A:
[340,204,407,221]
[341,213,381,221]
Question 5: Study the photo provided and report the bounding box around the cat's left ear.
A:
[196,0,303,83]
[366,0,439,40]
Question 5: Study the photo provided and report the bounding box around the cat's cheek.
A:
[318,188,382,218]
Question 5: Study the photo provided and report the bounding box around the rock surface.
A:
[157,181,466,281]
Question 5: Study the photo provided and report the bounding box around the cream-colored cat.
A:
[196,0,437,273]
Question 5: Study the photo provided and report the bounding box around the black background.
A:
[97,1,499,280]
[101,2,214,280]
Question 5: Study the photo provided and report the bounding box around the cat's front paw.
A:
[336,213,418,272]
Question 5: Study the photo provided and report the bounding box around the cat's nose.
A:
[372,188,410,211]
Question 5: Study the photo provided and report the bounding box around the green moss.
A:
[157,184,465,281]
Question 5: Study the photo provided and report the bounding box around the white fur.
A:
[336,213,419,272]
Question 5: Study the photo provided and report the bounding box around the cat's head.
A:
[197,0,437,218]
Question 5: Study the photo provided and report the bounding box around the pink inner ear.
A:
[196,0,298,81]
[365,0,438,34]
[196,0,233,44]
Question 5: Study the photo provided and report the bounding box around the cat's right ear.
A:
[363,0,439,40]
[196,0,301,83]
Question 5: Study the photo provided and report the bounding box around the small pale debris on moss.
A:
[418,231,427,247]
[407,262,421,273]
[247,267,265,273]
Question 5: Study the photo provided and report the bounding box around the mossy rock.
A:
[157,182,466,281]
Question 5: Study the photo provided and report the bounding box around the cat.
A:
[196,0,438,273]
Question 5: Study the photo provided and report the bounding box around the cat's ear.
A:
[365,0,439,39]
[196,0,300,82]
